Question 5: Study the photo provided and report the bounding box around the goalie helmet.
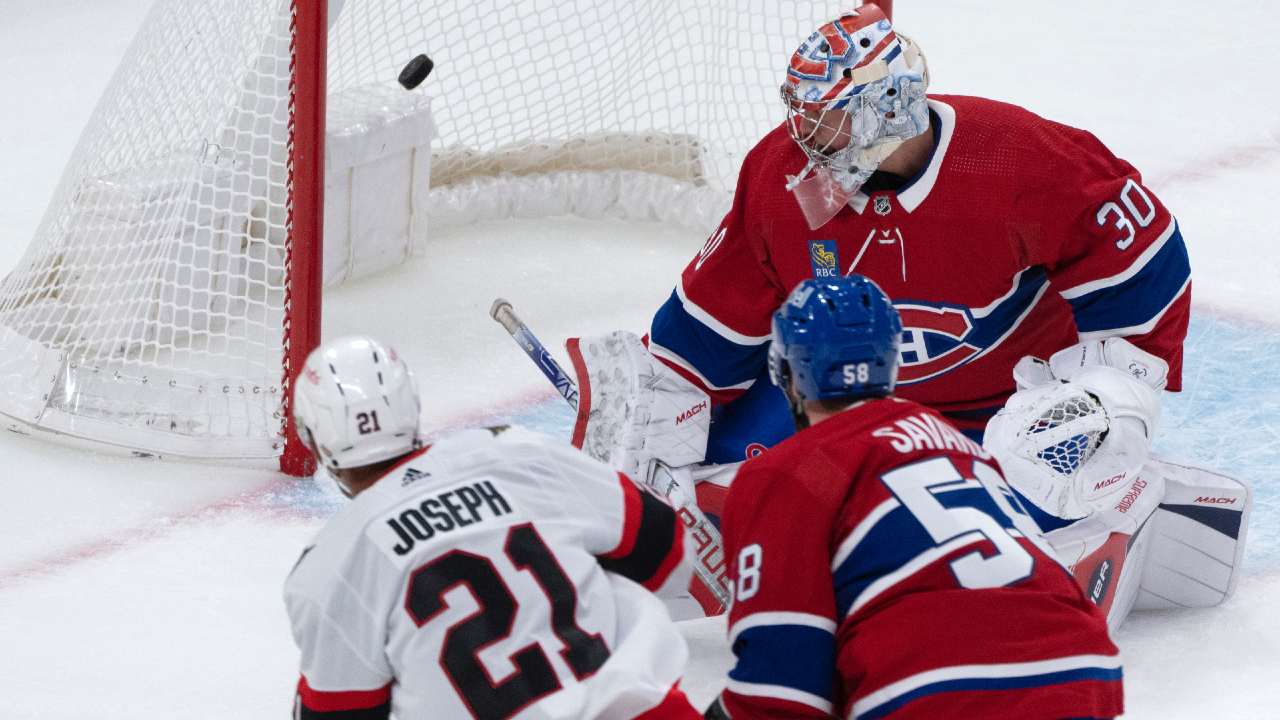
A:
[292,335,421,475]
[768,275,903,402]
[782,5,930,193]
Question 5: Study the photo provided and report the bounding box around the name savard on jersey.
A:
[870,406,992,458]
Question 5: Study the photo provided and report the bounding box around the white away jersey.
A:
[284,426,694,720]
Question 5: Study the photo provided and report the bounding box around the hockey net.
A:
[0,0,837,467]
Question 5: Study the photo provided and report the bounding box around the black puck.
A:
[398,54,434,90]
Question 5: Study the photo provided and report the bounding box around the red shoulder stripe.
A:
[296,676,391,712]
[603,473,643,559]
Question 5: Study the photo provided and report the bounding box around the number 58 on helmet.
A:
[768,275,903,403]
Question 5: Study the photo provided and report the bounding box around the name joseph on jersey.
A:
[369,479,515,566]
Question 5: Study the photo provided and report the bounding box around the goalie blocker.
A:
[565,330,734,617]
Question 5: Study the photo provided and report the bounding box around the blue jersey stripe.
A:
[1066,224,1191,334]
[833,505,935,620]
[857,666,1124,720]
[728,623,837,702]
[834,483,1024,621]
[650,288,771,389]
[965,267,1049,347]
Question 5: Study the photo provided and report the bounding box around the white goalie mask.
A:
[781,6,930,228]
[293,336,421,483]
[985,366,1161,520]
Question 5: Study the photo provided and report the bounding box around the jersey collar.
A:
[848,99,955,215]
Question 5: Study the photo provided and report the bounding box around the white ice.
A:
[2,1,1279,718]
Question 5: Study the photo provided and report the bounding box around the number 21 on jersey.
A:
[405,524,609,720]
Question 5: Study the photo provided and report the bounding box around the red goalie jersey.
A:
[716,398,1123,720]
[650,96,1190,436]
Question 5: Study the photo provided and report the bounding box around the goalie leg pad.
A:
[1133,455,1252,611]
[567,331,711,480]
[1044,466,1164,633]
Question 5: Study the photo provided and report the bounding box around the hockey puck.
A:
[398,54,434,90]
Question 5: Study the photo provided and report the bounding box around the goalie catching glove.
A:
[566,331,711,481]
[986,338,1166,520]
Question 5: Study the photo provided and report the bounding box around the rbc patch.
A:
[809,239,840,279]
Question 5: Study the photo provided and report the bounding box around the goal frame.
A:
[281,0,327,477]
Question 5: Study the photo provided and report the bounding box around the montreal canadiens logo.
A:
[894,302,980,384]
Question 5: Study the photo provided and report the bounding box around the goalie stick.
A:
[489,299,733,610]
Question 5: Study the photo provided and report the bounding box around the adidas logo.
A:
[402,467,430,487]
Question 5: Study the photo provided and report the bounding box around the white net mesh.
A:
[1030,393,1107,477]
[0,0,295,457]
[329,0,824,193]
[0,0,827,458]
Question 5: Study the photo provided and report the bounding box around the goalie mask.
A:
[782,6,929,228]
[769,275,902,428]
[293,336,421,486]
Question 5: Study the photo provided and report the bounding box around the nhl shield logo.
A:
[873,196,892,215]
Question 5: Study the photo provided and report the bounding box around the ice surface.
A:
[1,1,1279,719]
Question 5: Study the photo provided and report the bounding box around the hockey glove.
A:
[987,338,1165,519]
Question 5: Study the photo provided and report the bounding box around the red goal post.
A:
[0,0,895,475]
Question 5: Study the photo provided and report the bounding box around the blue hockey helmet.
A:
[768,275,903,402]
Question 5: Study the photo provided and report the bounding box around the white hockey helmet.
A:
[292,335,421,473]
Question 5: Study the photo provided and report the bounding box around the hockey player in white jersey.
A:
[284,336,702,720]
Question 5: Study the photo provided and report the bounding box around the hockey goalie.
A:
[562,5,1251,628]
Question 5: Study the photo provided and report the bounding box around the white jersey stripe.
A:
[831,498,901,572]
[968,280,1050,364]
[845,531,988,619]
[1058,217,1178,300]
[728,611,837,646]
[849,653,1123,720]
[726,678,835,714]
[649,342,756,392]
[674,279,772,346]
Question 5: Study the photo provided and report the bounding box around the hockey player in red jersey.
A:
[705,276,1123,720]
[562,4,1253,627]
[284,336,701,720]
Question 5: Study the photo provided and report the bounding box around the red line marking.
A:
[1151,130,1280,191]
[418,387,561,438]
[0,484,293,590]
[0,391,563,592]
